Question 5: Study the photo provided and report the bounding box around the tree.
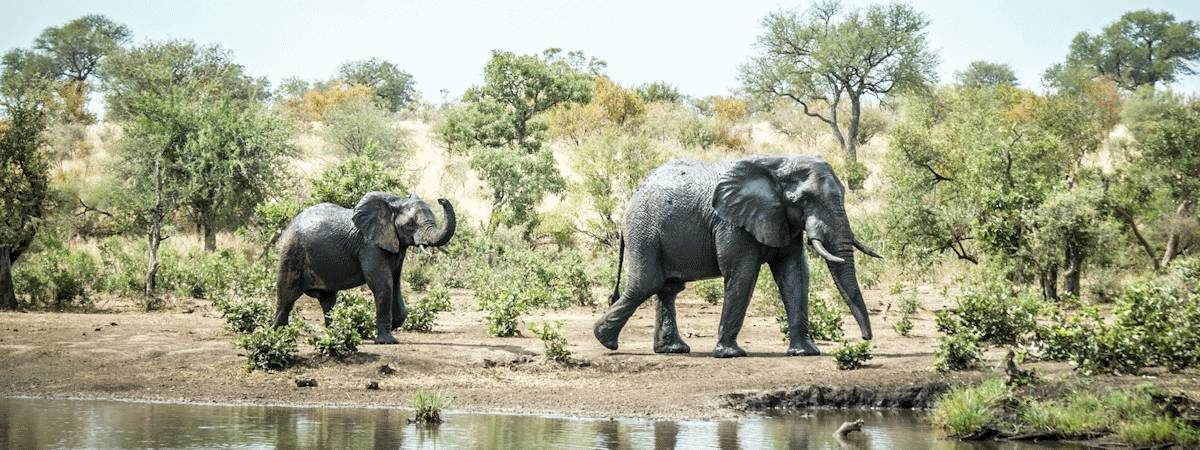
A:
[338,58,417,112]
[438,49,596,231]
[1134,99,1200,267]
[956,60,1018,88]
[741,0,936,164]
[322,98,411,159]
[635,81,681,103]
[101,39,268,120]
[0,57,55,309]
[570,130,664,247]
[1053,9,1200,90]
[32,14,130,121]
[308,155,407,208]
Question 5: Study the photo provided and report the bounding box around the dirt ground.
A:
[1,289,1197,420]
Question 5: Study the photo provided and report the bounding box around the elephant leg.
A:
[653,279,690,354]
[713,260,760,358]
[390,271,407,330]
[365,271,398,344]
[273,283,303,328]
[594,264,662,351]
[317,291,338,327]
[770,252,819,356]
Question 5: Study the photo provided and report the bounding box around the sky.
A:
[3,0,1200,103]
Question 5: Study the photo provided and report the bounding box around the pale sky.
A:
[3,0,1199,104]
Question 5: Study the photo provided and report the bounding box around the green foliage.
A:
[469,144,565,229]
[930,378,1008,437]
[952,272,1042,345]
[404,264,432,292]
[243,197,303,248]
[693,279,722,305]
[337,58,417,112]
[830,341,873,370]
[742,0,935,160]
[528,320,571,362]
[333,291,375,340]
[308,154,407,208]
[808,290,845,342]
[94,237,146,296]
[213,296,270,334]
[310,321,361,358]
[955,60,1018,88]
[401,285,452,333]
[411,390,452,424]
[476,280,529,337]
[570,130,664,247]
[934,329,983,372]
[11,238,96,309]
[840,160,869,191]
[892,315,913,337]
[1052,9,1200,90]
[635,81,681,103]
[33,15,130,84]
[238,322,301,371]
[322,98,411,158]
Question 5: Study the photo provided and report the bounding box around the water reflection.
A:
[0,398,1074,449]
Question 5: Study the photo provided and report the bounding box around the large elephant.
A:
[273,192,456,344]
[594,155,881,358]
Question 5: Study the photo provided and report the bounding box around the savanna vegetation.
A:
[2,2,1199,444]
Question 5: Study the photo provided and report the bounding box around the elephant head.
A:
[353,192,457,253]
[712,156,881,340]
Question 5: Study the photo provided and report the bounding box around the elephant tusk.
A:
[853,239,883,259]
[810,239,845,263]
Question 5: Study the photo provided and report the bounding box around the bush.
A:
[808,290,845,341]
[12,241,96,310]
[213,297,270,334]
[411,390,452,424]
[830,341,873,370]
[401,285,452,332]
[333,291,375,340]
[841,160,869,191]
[309,155,407,209]
[528,320,571,362]
[694,279,722,305]
[893,315,914,336]
[309,322,361,358]
[95,237,147,296]
[238,323,302,371]
[476,281,529,337]
[404,265,432,292]
[934,329,983,372]
[952,274,1041,345]
[162,249,244,299]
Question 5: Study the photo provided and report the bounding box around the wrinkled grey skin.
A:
[594,155,881,358]
[273,192,456,344]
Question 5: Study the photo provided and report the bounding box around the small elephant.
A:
[594,155,881,357]
[273,192,456,344]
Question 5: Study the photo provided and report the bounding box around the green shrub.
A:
[808,290,845,341]
[402,285,452,332]
[238,323,302,371]
[893,315,914,336]
[213,297,271,334]
[841,160,869,190]
[309,155,407,208]
[12,243,97,310]
[404,265,432,292]
[694,279,722,305]
[310,322,361,358]
[411,390,452,424]
[953,275,1041,345]
[934,329,983,372]
[897,291,919,315]
[333,291,375,340]
[476,281,529,337]
[95,237,147,296]
[830,341,873,370]
[528,320,571,362]
[931,378,1008,438]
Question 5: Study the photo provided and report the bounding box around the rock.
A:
[834,420,864,438]
[379,364,397,375]
[94,328,101,331]
[295,378,318,388]
[366,381,380,390]
[110,322,118,326]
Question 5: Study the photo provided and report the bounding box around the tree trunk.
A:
[845,95,861,164]
[1116,207,1159,271]
[1062,242,1083,299]
[0,248,16,310]
[1040,265,1059,301]
[202,220,217,252]
[145,158,164,298]
[1161,200,1193,268]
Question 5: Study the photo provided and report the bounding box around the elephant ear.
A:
[712,159,791,247]
[353,192,401,253]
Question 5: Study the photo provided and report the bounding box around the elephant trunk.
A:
[826,248,872,341]
[416,199,456,247]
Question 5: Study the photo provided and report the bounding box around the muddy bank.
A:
[724,381,952,411]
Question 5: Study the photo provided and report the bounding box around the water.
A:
[0,397,1073,449]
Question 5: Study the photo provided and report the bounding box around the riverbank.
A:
[2,291,1198,420]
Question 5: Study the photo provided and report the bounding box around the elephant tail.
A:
[609,232,624,305]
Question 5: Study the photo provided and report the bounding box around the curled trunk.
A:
[416,199,457,247]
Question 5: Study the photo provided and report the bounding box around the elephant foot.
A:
[654,339,691,354]
[374,332,399,345]
[594,320,620,351]
[712,342,747,358]
[787,340,821,356]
